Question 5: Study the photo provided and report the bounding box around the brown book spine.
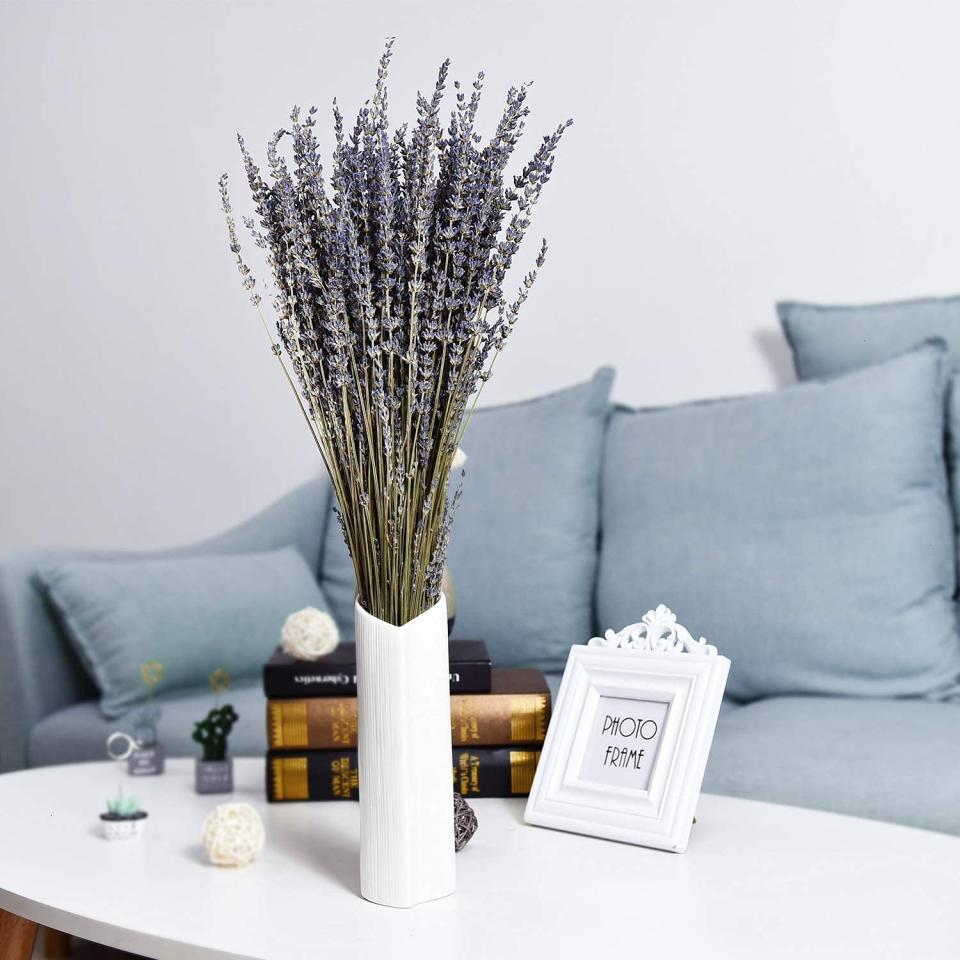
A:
[268,689,550,750]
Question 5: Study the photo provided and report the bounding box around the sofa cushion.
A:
[321,368,615,674]
[778,295,960,579]
[28,679,269,766]
[40,546,327,719]
[704,696,960,835]
[597,343,960,701]
[778,295,960,381]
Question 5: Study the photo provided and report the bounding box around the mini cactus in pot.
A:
[100,795,148,840]
[128,660,166,776]
[193,668,239,794]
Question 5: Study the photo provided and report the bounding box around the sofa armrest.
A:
[187,477,330,568]
[0,551,96,772]
[0,477,331,772]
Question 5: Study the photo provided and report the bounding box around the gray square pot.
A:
[128,745,165,776]
[196,758,234,794]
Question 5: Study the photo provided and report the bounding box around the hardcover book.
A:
[267,668,551,750]
[262,638,491,698]
[267,746,542,801]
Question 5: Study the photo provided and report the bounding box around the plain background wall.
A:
[2,0,959,550]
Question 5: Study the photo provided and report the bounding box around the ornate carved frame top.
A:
[588,604,717,656]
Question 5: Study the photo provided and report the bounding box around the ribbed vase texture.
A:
[355,596,456,907]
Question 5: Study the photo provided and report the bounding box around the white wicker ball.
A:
[201,803,265,867]
[281,606,340,660]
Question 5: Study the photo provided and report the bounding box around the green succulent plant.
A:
[105,795,141,817]
[192,704,239,762]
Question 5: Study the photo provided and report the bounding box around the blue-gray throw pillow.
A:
[779,295,960,583]
[778,295,960,380]
[320,368,615,673]
[40,546,327,718]
[597,344,960,702]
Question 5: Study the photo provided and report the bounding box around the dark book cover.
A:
[266,745,542,801]
[262,638,491,698]
[267,667,551,750]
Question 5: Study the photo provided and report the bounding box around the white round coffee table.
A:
[0,758,955,959]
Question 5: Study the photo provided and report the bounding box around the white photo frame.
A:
[524,606,730,853]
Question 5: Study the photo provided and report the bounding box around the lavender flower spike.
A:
[219,42,569,625]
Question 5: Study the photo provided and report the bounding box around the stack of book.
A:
[263,639,551,801]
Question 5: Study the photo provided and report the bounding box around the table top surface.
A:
[0,758,956,960]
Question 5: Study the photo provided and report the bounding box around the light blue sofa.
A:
[2,475,959,837]
[3,360,960,839]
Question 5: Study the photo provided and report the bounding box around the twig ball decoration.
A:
[454,792,478,852]
[202,803,265,867]
[281,607,339,660]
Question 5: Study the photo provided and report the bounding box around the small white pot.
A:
[355,596,455,908]
[100,813,148,840]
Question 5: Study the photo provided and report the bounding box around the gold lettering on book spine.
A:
[269,701,308,748]
[455,752,481,795]
[510,695,548,742]
[510,750,541,794]
[331,755,359,799]
[330,701,358,746]
[272,756,309,800]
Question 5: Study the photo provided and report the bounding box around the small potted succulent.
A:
[100,794,148,840]
[129,659,165,776]
[193,668,239,794]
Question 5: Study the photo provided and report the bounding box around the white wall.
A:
[2,0,959,550]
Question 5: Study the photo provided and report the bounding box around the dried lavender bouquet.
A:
[220,42,569,626]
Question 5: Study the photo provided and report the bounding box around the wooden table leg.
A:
[0,907,39,960]
[44,925,71,958]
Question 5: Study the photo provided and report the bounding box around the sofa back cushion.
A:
[596,344,960,701]
[40,546,327,718]
[779,295,960,582]
[320,368,614,673]
[778,295,960,380]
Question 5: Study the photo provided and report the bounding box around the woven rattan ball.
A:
[454,792,478,852]
[202,803,265,867]
[281,607,340,660]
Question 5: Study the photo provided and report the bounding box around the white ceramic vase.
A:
[355,595,455,908]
